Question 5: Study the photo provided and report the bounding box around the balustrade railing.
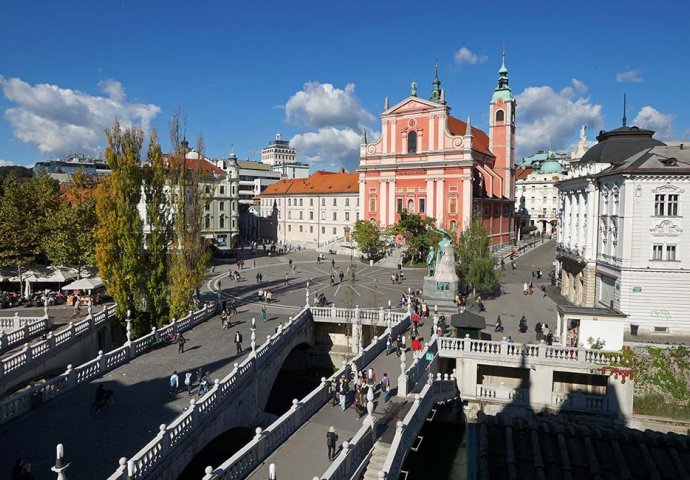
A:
[311,306,406,327]
[551,391,609,413]
[0,304,214,426]
[196,311,411,480]
[380,379,457,480]
[0,305,117,385]
[475,384,528,403]
[404,337,438,394]
[0,315,50,354]
[321,422,375,480]
[438,337,621,366]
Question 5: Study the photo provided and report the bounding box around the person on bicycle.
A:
[94,384,112,406]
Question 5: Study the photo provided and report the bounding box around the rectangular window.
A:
[345,198,350,207]
[310,198,314,206]
[332,212,337,221]
[288,198,292,206]
[419,198,426,213]
[205,202,210,211]
[322,198,325,206]
[654,194,665,216]
[288,224,292,232]
[288,211,291,219]
[345,212,350,221]
[333,198,337,207]
[310,226,313,233]
[668,194,679,216]
[667,245,677,261]
[356,197,360,207]
[220,186,225,195]
[300,198,303,206]
[322,226,325,234]
[219,216,225,228]
[396,198,403,212]
[653,244,663,260]
[356,212,360,221]
[321,211,325,220]
[333,227,337,235]
[309,211,314,220]
[219,201,224,211]
[449,198,457,214]
[205,185,211,194]
[299,211,303,220]
[299,225,303,232]
[369,197,376,213]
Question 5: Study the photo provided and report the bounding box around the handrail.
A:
[0,315,50,354]
[404,337,439,394]
[0,304,213,426]
[379,379,457,480]
[311,306,406,327]
[198,311,411,480]
[320,422,375,480]
[437,336,622,366]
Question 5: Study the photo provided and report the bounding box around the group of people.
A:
[257,289,274,303]
[169,368,212,397]
[389,272,405,284]
[329,366,392,415]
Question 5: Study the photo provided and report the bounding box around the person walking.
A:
[198,371,210,397]
[386,334,393,355]
[523,282,528,296]
[396,334,402,357]
[326,426,338,461]
[535,322,543,342]
[177,333,186,354]
[339,271,344,283]
[339,376,349,411]
[184,371,193,395]
[284,273,289,285]
[234,331,243,354]
[256,272,261,283]
[169,371,179,397]
[381,373,391,402]
[261,305,268,322]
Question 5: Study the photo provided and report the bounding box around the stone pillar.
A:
[427,178,435,219]
[51,443,69,480]
[436,178,445,227]
[388,179,396,227]
[397,349,408,397]
[380,180,388,226]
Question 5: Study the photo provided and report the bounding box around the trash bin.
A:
[630,324,639,336]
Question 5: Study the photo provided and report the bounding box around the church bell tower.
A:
[489,51,516,199]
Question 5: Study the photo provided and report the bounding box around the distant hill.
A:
[0,165,33,180]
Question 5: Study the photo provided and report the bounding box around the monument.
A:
[423,230,460,313]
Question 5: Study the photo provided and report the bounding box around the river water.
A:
[403,420,467,479]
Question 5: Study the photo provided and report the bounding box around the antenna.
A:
[622,93,627,127]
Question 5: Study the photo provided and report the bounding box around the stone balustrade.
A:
[438,336,622,366]
[311,306,406,327]
[379,378,457,480]
[198,311,411,480]
[0,314,50,354]
[0,304,214,426]
[320,422,375,480]
[0,305,116,386]
[475,384,529,404]
[402,338,439,395]
[551,391,609,413]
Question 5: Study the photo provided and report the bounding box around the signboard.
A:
[425,353,434,361]
[633,287,642,293]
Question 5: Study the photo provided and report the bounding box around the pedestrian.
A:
[495,315,504,333]
[386,334,393,355]
[339,271,344,283]
[177,333,186,354]
[292,263,296,273]
[326,426,338,460]
[339,376,349,411]
[535,322,543,342]
[529,281,534,295]
[331,259,336,269]
[523,282,528,295]
[284,273,289,285]
[198,371,210,397]
[184,371,193,395]
[519,315,528,333]
[396,334,402,357]
[507,336,514,344]
[261,305,268,322]
[169,371,179,396]
[330,379,339,407]
[256,272,261,283]
[543,324,550,341]
[380,372,389,393]
[235,331,243,354]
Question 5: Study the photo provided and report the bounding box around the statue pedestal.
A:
[423,275,459,315]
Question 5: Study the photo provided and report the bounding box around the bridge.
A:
[0,280,632,479]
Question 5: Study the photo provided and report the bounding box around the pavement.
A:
[247,339,411,479]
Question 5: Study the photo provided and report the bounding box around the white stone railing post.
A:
[397,349,408,397]
[51,443,69,480]
[269,463,277,480]
[251,317,257,356]
[125,310,132,345]
[203,466,218,480]
[366,382,376,426]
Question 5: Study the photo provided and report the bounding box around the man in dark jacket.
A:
[326,426,338,460]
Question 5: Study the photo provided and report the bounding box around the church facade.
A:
[357,56,516,245]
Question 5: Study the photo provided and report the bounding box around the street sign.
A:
[633,287,642,293]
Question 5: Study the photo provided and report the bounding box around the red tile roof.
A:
[515,167,533,180]
[163,155,225,176]
[447,115,493,156]
[259,170,358,196]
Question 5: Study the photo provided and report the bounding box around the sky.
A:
[1,0,688,171]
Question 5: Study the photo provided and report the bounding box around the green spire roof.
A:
[491,50,514,103]
[429,64,442,103]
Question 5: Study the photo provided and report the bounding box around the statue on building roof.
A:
[411,79,418,97]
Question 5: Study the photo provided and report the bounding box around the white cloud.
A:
[0,75,161,156]
[633,106,673,139]
[285,82,373,129]
[453,47,487,66]
[616,69,643,83]
[0,159,17,167]
[290,127,361,170]
[515,80,603,160]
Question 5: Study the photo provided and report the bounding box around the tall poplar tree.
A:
[456,214,499,294]
[95,122,146,323]
[142,130,171,326]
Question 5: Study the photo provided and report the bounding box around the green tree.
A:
[351,219,385,260]
[388,210,437,264]
[456,214,499,294]
[168,116,211,319]
[45,170,98,278]
[142,131,171,326]
[95,122,146,326]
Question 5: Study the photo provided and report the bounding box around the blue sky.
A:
[1,0,688,170]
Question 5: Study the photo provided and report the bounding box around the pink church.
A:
[357,56,516,245]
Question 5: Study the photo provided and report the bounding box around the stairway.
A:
[362,440,391,480]
[376,247,406,268]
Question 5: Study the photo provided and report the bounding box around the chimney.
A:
[609,300,614,312]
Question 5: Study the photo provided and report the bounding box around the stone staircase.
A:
[376,247,406,268]
[362,440,391,480]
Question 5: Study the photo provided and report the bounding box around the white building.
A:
[257,169,360,248]
[261,133,309,179]
[557,124,690,334]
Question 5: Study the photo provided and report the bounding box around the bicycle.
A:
[90,390,115,416]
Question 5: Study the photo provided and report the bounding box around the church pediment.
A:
[385,96,445,115]
[650,220,683,236]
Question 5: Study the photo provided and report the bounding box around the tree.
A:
[95,122,146,325]
[388,210,437,264]
[45,170,98,278]
[168,115,211,319]
[351,220,385,260]
[456,214,499,293]
[142,131,171,326]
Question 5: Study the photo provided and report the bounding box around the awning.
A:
[61,277,103,291]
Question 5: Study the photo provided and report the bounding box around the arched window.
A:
[495,110,505,122]
[449,220,457,231]
[408,131,417,153]
[407,199,414,212]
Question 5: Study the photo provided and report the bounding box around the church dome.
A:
[580,126,665,165]
[539,155,562,174]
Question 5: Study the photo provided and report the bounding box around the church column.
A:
[391,120,397,154]
[435,178,445,228]
[388,179,396,226]
[426,178,435,219]
[379,180,388,226]
[429,115,436,151]
[359,179,366,221]
[462,176,472,228]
